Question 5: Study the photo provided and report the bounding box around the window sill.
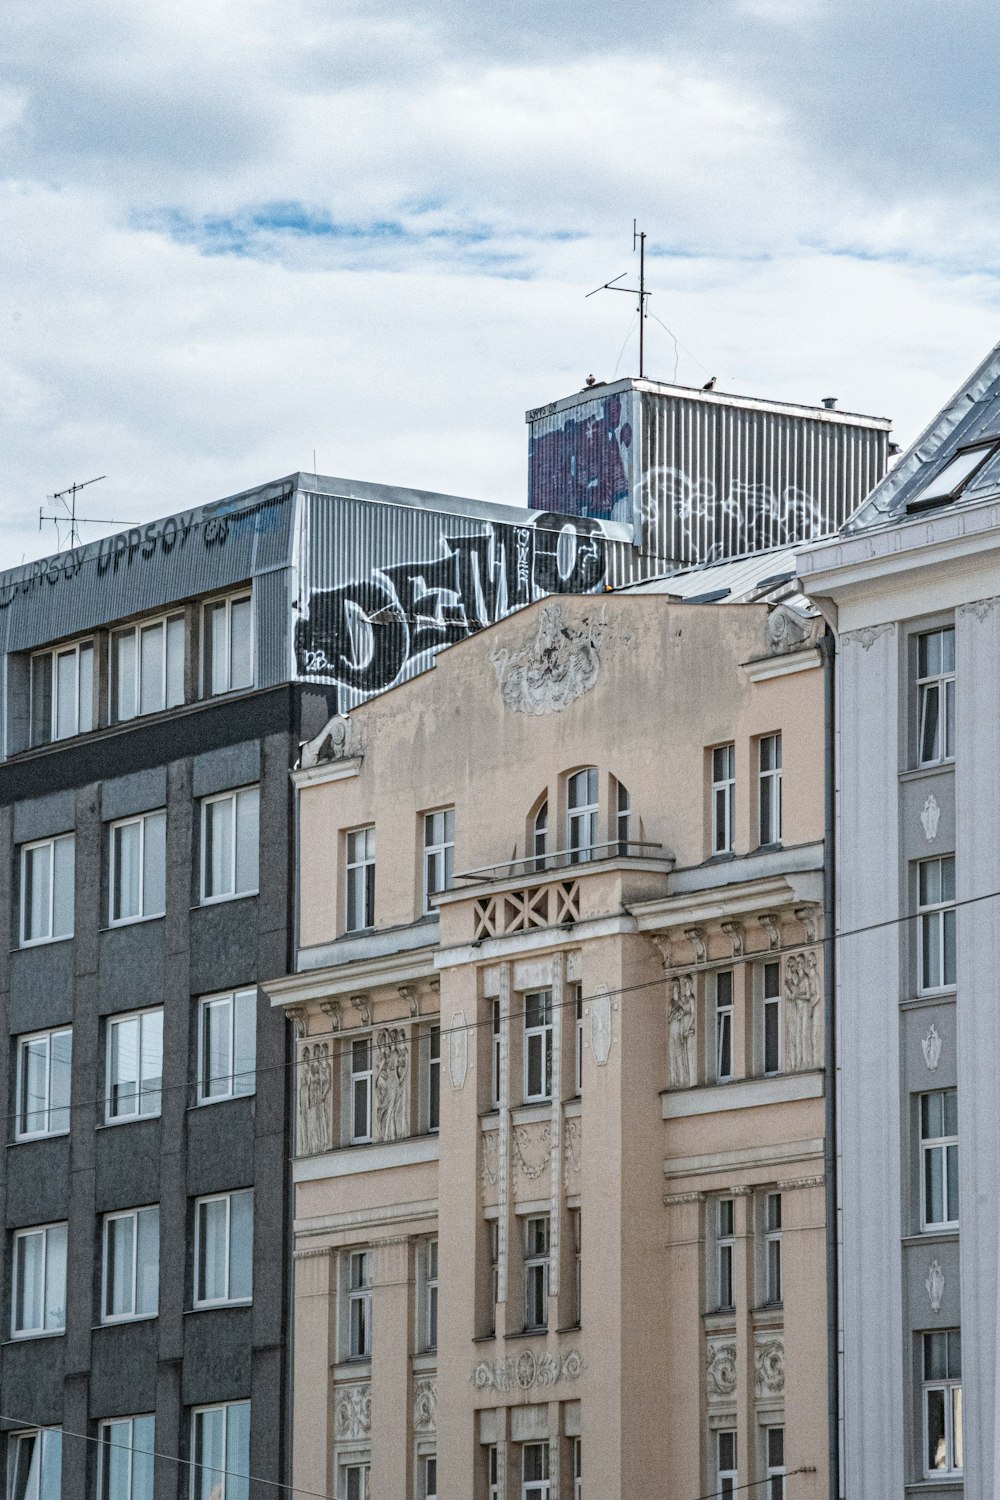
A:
[96,1313,158,1328]
[6,1329,65,1344]
[509,1327,548,1341]
[186,1301,253,1314]
[293,1133,439,1182]
[188,1092,256,1112]
[899,762,955,783]
[902,1230,959,1247]
[196,891,259,910]
[96,1114,162,1130]
[9,1132,71,1147]
[13,936,74,954]
[104,913,166,933]
[332,1359,372,1377]
[662,1070,823,1118]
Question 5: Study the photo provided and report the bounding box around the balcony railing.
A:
[454,839,664,888]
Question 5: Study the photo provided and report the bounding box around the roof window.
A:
[907,441,1000,513]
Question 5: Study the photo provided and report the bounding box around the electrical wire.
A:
[689,1467,814,1500]
[613,312,639,380]
[648,311,713,381]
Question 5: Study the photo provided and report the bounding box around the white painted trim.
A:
[293,1134,439,1183]
[295,1197,438,1239]
[436,914,636,970]
[292,757,363,788]
[664,1137,824,1179]
[744,647,822,682]
[661,1070,823,1119]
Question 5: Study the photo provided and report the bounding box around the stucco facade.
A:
[267,590,831,1500]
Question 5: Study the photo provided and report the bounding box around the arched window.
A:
[567,768,599,864]
[532,799,548,872]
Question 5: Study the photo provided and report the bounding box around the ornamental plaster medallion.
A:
[958,596,999,623]
[921,794,941,843]
[480,1131,500,1201]
[512,1124,551,1184]
[706,1341,737,1400]
[766,604,809,652]
[449,1011,469,1090]
[843,623,893,651]
[471,1350,583,1392]
[489,603,607,716]
[563,1116,582,1190]
[922,1023,942,1073]
[591,987,612,1066]
[413,1377,437,1433]
[754,1337,785,1398]
[926,1259,945,1314]
[334,1383,372,1441]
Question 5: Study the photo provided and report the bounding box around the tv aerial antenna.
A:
[586,220,651,378]
[39,476,135,549]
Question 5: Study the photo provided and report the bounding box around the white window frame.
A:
[200,786,260,904]
[345,825,376,932]
[101,1206,159,1323]
[202,590,254,698]
[424,1239,438,1352]
[196,988,257,1104]
[427,1024,441,1132]
[765,1426,786,1500]
[19,834,75,946]
[341,1462,371,1500]
[423,808,454,914]
[764,1192,782,1305]
[347,1249,372,1359]
[572,1437,581,1500]
[491,1000,501,1110]
[189,1401,250,1500]
[523,1215,550,1331]
[350,1037,373,1144]
[15,1027,72,1141]
[711,743,736,854]
[109,810,167,926]
[758,732,782,845]
[421,1455,437,1500]
[917,626,956,766]
[716,1198,735,1311]
[489,1221,499,1325]
[523,989,553,1103]
[567,768,599,864]
[921,1089,959,1231]
[762,961,781,1076]
[105,1008,163,1123]
[532,799,548,871]
[487,1446,499,1500]
[923,1330,963,1478]
[12,1222,67,1338]
[918,855,956,994]
[615,779,631,852]
[193,1190,253,1308]
[98,1414,154,1500]
[30,637,94,746]
[574,983,583,1095]
[571,1207,582,1326]
[521,1441,550,1500]
[715,970,734,1083]
[8,1428,62,1500]
[110,610,185,724]
[717,1429,738,1499]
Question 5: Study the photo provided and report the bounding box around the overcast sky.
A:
[2,0,999,564]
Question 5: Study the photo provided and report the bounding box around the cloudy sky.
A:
[2,0,999,564]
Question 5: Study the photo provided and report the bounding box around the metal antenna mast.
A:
[585,220,651,377]
[39,476,134,548]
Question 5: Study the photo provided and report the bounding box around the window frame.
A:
[189,1401,250,1500]
[193,1189,253,1308]
[345,825,376,932]
[920,1089,959,1232]
[109,809,167,926]
[917,855,956,994]
[427,1024,441,1132]
[716,1198,735,1311]
[196,988,258,1105]
[916,626,956,767]
[202,590,254,699]
[98,1414,154,1500]
[717,1429,738,1500]
[762,960,782,1076]
[423,808,455,914]
[571,1206,582,1327]
[424,1238,438,1352]
[521,1441,550,1500]
[715,970,734,1084]
[105,1007,164,1124]
[922,1329,963,1478]
[19,833,75,947]
[350,1037,373,1144]
[342,1463,371,1500]
[523,989,553,1103]
[347,1249,372,1359]
[566,768,599,864]
[11,1221,68,1338]
[14,1026,72,1141]
[110,610,185,724]
[765,1426,786,1500]
[615,779,631,853]
[764,1192,782,1305]
[29,636,94,746]
[574,983,583,1096]
[199,786,260,905]
[8,1428,62,1500]
[101,1206,160,1324]
[711,743,736,855]
[490,1000,501,1110]
[523,1215,550,1332]
[532,799,548,872]
[758,732,783,846]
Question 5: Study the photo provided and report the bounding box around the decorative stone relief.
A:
[667,975,697,1089]
[759,913,781,950]
[374,1027,408,1142]
[706,1340,737,1401]
[721,920,744,958]
[591,986,612,1066]
[335,1383,372,1441]
[399,984,419,1018]
[926,1259,945,1314]
[512,1123,552,1188]
[480,1131,500,1205]
[842,623,893,650]
[794,905,819,944]
[297,1041,332,1156]
[754,1336,785,1398]
[449,1011,469,1090]
[287,1006,307,1040]
[563,1116,582,1191]
[922,1023,942,1073]
[351,993,372,1026]
[490,602,607,716]
[320,999,341,1030]
[472,1349,583,1392]
[957,596,999,622]
[301,713,362,768]
[783,952,821,1071]
[413,1377,437,1432]
[650,934,672,971]
[766,603,810,653]
[921,794,941,842]
[684,926,708,964]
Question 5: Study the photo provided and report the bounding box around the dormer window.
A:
[908,441,1000,513]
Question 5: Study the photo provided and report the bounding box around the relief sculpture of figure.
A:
[784,953,819,1071]
[312,1042,333,1154]
[803,952,822,1068]
[374,1027,408,1142]
[668,975,697,1088]
[297,1045,314,1155]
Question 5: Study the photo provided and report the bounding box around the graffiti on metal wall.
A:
[643,468,828,565]
[528,395,633,522]
[294,514,608,699]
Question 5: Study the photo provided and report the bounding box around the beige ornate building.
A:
[265,586,830,1500]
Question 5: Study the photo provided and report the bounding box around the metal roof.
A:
[616,545,812,611]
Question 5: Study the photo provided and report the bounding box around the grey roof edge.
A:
[525,378,892,429]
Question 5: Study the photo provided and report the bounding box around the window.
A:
[571,1208,582,1325]
[342,1465,370,1500]
[15,1028,71,1140]
[524,990,553,1102]
[102,1207,159,1322]
[197,989,257,1103]
[616,780,631,853]
[572,1438,581,1500]
[98,1415,154,1500]
[766,1427,785,1500]
[716,971,733,1083]
[487,1447,499,1500]
[203,593,253,697]
[488,1221,499,1323]
[422,1457,437,1500]
[522,1443,549,1500]
[764,1193,782,1305]
[921,1089,959,1230]
[427,1024,441,1132]
[12,1223,67,1336]
[567,768,598,863]
[111,613,184,723]
[918,856,956,992]
[759,733,782,845]
[524,1216,549,1331]
[533,800,548,871]
[711,744,736,854]
[190,1402,250,1500]
[717,1199,735,1311]
[924,1330,963,1477]
[346,826,375,931]
[30,639,93,746]
[759,961,782,1076]
[194,1190,252,1307]
[106,1009,163,1122]
[917,627,956,765]
[110,811,166,924]
[423,809,454,913]
[717,1430,737,1499]
[424,1240,438,1351]
[913,443,997,507]
[8,1430,62,1500]
[348,1249,372,1358]
[20,835,74,945]
[201,788,259,902]
[491,1001,501,1109]
[351,1038,372,1143]
[574,983,583,1095]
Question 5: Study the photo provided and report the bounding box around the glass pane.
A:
[114,630,137,721]
[953,1385,963,1469]
[114,823,141,922]
[925,1146,944,1223]
[941,857,956,902]
[203,1000,231,1098]
[79,644,94,733]
[193,1408,225,1500]
[103,1420,130,1500]
[141,812,166,917]
[919,446,991,502]
[947,1143,959,1222]
[166,615,185,707]
[110,1018,138,1116]
[198,1200,228,1302]
[925,1331,947,1379]
[137,1208,159,1316]
[768,1427,784,1466]
[106,1214,135,1317]
[228,1192,253,1301]
[764,1002,780,1073]
[140,1011,163,1114]
[926,1388,947,1470]
[922,1091,942,1138]
[44,1226,67,1330]
[139,623,165,716]
[16,1233,43,1331]
[922,915,941,989]
[31,654,53,746]
[919,860,940,906]
[25,843,51,942]
[131,1416,155,1500]
[206,798,234,898]
[234,789,259,894]
[944,1089,958,1135]
[225,1402,251,1500]
[208,601,228,695]
[943,908,957,985]
[233,991,257,1097]
[229,599,253,691]
[353,1077,369,1139]
[55,650,77,739]
[53,837,74,938]
[20,1039,49,1135]
[40,1432,62,1500]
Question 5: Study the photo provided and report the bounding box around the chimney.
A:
[822,396,838,410]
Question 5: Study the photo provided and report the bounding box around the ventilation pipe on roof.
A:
[822,396,838,409]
